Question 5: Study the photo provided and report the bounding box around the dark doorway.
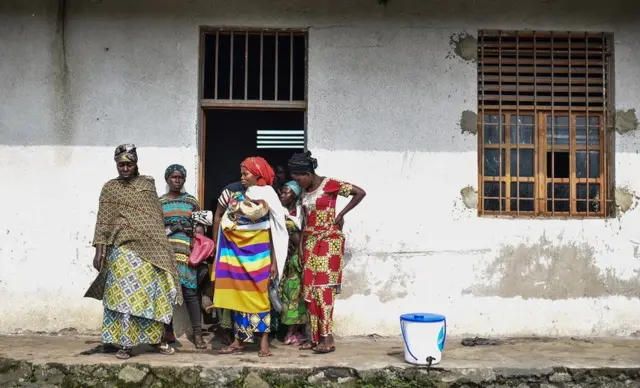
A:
[203,109,305,212]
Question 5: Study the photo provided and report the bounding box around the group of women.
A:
[85,144,366,359]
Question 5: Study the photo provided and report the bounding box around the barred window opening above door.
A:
[477,31,615,218]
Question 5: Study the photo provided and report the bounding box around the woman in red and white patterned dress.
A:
[288,152,366,354]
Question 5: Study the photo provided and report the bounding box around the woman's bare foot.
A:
[259,333,272,357]
[313,335,336,354]
[219,339,244,355]
[284,326,297,345]
[194,330,207,350]
[163,331,176,344]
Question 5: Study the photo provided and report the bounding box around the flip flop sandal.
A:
[313,345,336,354]
[289,334,304,345]
[258,350,273,357]
[116,348,132,360]
[299,342,317,351]
[153,343,176,355]
[218,346,244,355]
[194,334,208,350]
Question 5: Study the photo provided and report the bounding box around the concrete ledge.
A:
[2,335,640,387]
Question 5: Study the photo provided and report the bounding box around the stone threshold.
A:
[1,334,640,387]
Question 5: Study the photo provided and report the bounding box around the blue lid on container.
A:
[400,313,446,323]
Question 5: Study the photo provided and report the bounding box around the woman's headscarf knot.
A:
[114,144,138,163]
[165,164,187,181]
[288,151,318,174]
[241,157,275,186]
[284,181,302,198]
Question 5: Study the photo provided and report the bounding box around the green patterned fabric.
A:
[278,218,307,325]
[101,246,177,347]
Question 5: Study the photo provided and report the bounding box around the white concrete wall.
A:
[2,0,640,337]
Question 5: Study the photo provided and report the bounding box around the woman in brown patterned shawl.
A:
[85,144,183,360]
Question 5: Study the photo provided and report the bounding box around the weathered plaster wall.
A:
[2,0,640,336]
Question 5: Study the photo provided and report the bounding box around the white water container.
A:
[400,313,446,366]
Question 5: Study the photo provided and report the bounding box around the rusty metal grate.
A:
[477,31,614,218]
[479,32,608,110]
[201,28,307,109]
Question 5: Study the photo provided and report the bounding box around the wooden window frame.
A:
[477,30,615,218]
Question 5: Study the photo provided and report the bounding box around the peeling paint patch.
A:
[460,110,478,135]
[448,33,477,62]
[463,235,640,300]
[339,268,372,299]
[460,186,478,209]
[376,268,411,303]
[615,186,637,214]
[616,109,639,134]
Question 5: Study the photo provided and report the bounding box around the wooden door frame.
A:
[196,27,309,205]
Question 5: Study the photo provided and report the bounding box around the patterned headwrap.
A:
[284,181,302,198]
[114,143,138,163]
[288,151,318,174]
[241,156,275,186]
[165,164,187,181]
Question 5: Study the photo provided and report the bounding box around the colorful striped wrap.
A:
[213,193,272,314]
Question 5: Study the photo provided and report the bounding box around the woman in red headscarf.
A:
[213,157,288,357]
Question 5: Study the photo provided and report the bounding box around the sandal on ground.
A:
[299,342,317,350]
[284,335,295,345]
[258,350,273,357]
[313,345,336,354]
[289,334,304,345]
[218,345,244,355]
[219,332,234,346]
[194,332,207,350]
[152,342,176,355]
[116,348,132,360]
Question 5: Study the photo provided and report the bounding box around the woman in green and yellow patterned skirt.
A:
[85,144,182,360]
[278,181,307,345]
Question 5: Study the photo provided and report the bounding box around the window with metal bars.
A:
[477,31,614,217]
[201,29,307,108]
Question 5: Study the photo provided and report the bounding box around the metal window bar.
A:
[585,34,589,216]
[229,32,234,99]
[551,33,555,216]
[214,31,219,99]
[480,31,485,215]
[244,31,249,100]
[259,31,263,100]
[568,33,573,216]
[601,33,607,216]
[516,34,520,215]
[206,29,307,105]
[498,32,503,215]
[275,31,279,101]
[533,32,538,214]
[290,32,294,101]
